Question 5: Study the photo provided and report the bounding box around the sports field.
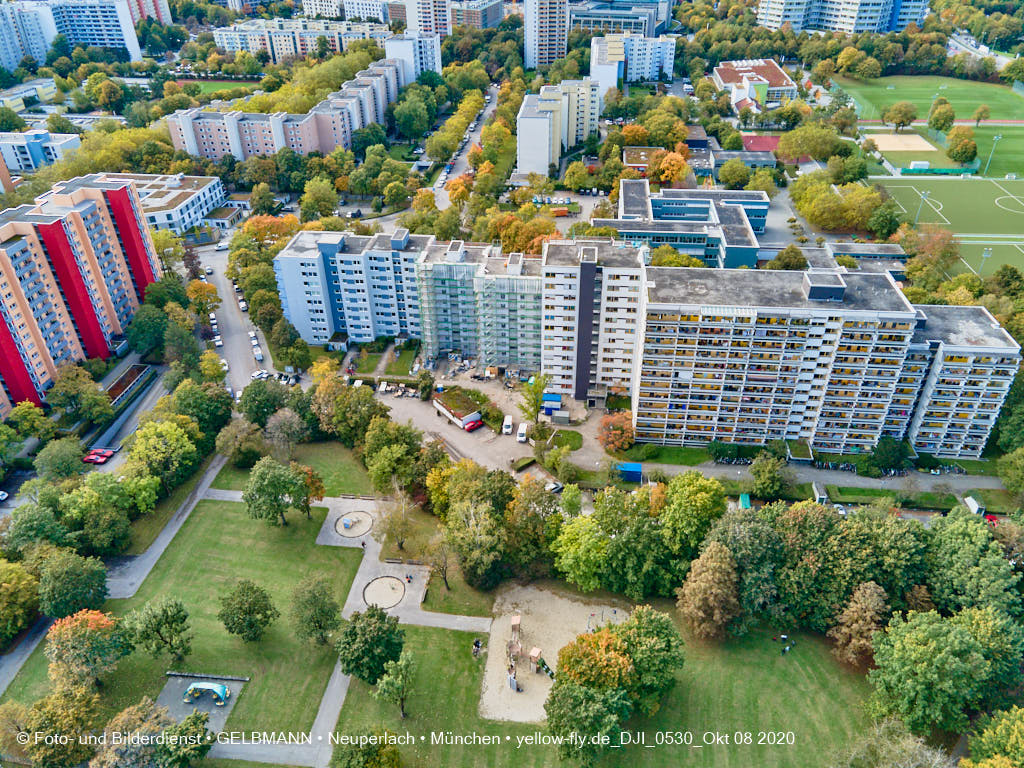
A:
[835,74,1024,122]
[865,125,1024,178]
[875,176,1024,274]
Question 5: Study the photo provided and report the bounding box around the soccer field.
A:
[835,75,1024,122]
[876,176,1024,274]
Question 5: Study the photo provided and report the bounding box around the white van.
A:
[502,415,513,434]
[516,423,528,443]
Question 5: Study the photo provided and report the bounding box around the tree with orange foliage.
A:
[599,411,635,452]
[291,462,325,519]
[650,151,690,185]
[621,124,650,146]
[446,175,473,207]
[44,610,130,689]
[557,627,637,691]
[240,215,301,253]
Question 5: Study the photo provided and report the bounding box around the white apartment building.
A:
[524,0,568,69]
[589,33,675,103]
[515,79,600,176]
[541,239,647,403]
[1,0,142,64]
[304,0,344,16]
[212,18,393,64]
[342,0,387,20]
[384,32,443,84]
[405,0,453,38]
[756,0,929,32]
[0,130,80,173]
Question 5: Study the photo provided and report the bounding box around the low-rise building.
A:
[711,149,777,177]
[0,130,80,174]
[0,79,59,112]
[568,0,670,35]
[712,58,798,113]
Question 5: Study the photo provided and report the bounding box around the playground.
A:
[479,583,631,723]
[875,176,1024,274]
[156,675,244,732]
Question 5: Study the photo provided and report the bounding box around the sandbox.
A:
[363,576,405,609]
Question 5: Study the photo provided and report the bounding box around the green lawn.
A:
[387,143,417,161]
[825,484,958,511]
[212,442,373,497]
[333,620,870,768]
[385,348,417,376]
[870,125,1024,178]
[952,457,1000,475]
[182,79,260,94]
[2,502,362,733]
[836,74,1024,122]
[126,455,215,555]
[551,429,582,451]
[355,352,383,374]
[620,444,711,465]
[969,488,1020,515]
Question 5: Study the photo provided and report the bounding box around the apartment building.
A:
[592,179,768,268]
[0,130,80,174]
[0,0,143,65]
[0,175,162,414]
[167,59,405,160]
[756,0,929,33]
[405,0,453,38]
[589,34,675,100]
[124,0,171,23]
[304,0,343,16]
[541,239,647,402]
[450,0,504,28]
[569,0,671,36]
[382,0,406,22]
[212,18,392,63]
[343,0,387,18]
[524,0,568,69]
[712,58,798,113]
[384,32,443,84]
[515,79,600,176]
[417,240,543,370]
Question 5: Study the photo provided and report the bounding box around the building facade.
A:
[0,175,162,415]
[450,0,503,28]
[569,0,671,36]
[1,0,143,65]
[712,58,798,113]
[756,0,929,33]
[211,18,392,63]
[303,0,344,16]
[383,32,443,84]
[524,0,568,69]
[405,0,453,38]
[589,34,675,100]
[515,79,600,176]
[342,0,387,20]
[125,0,171,23]
[0,130,80,174]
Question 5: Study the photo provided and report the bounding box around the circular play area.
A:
[334,510,372,538]
[363,576,405,609]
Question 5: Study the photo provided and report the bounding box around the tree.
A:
[395,98,429,140]
[243,456,308,526]
[126,304,168,354]
[950,606,1024,709]
[883,101,918,133]
[34,436,85,481]
[124,597,193,663]
[151,229,185,271]
[336,605,405,685]
[291,576,340,646]
[598,411,635,452]
[329,729,402,768]
[327,384,389,447]
[676,541,740,640]
[610,605,684,714]
[8,400,55,442]
[373,648,413,718]
[974,104,991,127]
[517,373,548,424]
[373,489,414,551]
[650,244,704,267]
[300,176,338,221]
[250,182,276,215]
[544,681,632,764]
[0,559,38,647]
[89,696,172,768]
[0,106,26,132]
[44,610,130,688]
[424,533,453,590]
[869,610,988,734]
[38,549,107,618]
[872,436,909,470]
[186,280,220,318]
[23,686,101,768]
[718,158,750,190]
[47,365,112,423]
[216,419,268,468]
[558,626,636,693]
[218,579,279,642]
[126,420,198,494]
[265,407,307,460]
[967,706,1024,767]
[750,451,788,499]
[552,514,607,592]
[832,717,957,768]
[157,710,213,766]
[947,128,978,165]
[653,473,723,558]
[927,103,955,133]
[766,244,807,270]
[828,581,889,667]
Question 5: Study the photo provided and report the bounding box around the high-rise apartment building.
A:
[450,0,503,28]
[342,0,387,20]
[756,0,929,32]
[524,0,568,69]
[211,18,392,63]
[0,0,143,66]
[0,175,162,415]
[515,78,599,176]
[589,33,675,101]
[405,0,452,38]
[167,59,405,161]
[124,0,171,23]
[303,0,343,17]
[383,32,443,84]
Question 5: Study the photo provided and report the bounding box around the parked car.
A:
[239,301,248,311]
[0,491,8,502]
[464,420,484,432]
[545,482,564,494]
[250,337,259,347]
[205,266,213,275]
[214,338,224,347]
[215,242,229,251]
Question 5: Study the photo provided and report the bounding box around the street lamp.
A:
[984,134,1003,175]
[914,190,930,225]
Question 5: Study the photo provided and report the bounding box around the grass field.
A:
[333,621,870,768]
[181,79,261,94]
[212,442,374,496]
[355,352,382,374]
[874,176,1024,274]
[1,502,362,732]
[867,125,1024,177]
[825,484,958,511]
[126,454,214,555]
[836,74,1024,122]
[385,348,416,376]
[969,487,1020,515]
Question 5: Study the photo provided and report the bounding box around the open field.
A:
[180,79,261,94]
[874,176,1024,274]
[126,454,214,555]
[212,442,374,496]
[866,125,1024,177]
[1,502,362,732]
[335,614,870,768]
[836,74,1024,122]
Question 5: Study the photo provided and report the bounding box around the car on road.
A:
[214,338,223,347]
[250,337,259,346]
[464,420,484,432]
[239,301,248,311]
[205,266,213,275]
[82,453,110,465]
[0,491,8,502]
[545,482,564,494]
[215,242,229,251]
[248,331,256,339]
[253,346,264,362]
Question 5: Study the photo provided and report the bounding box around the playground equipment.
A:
[183,682,231,706]
[506,614,522,664]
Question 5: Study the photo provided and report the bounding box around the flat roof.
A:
[277,230,372,259]
[827,242,906,257]
[619,178,650,217]
[912,304,1019,350]
[712,149,776,165]
[543,238,645,267]
[644,267,915,314]
[802,247,839,270]
[48,173,220,214]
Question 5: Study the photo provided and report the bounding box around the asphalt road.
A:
[433,83,500,211]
